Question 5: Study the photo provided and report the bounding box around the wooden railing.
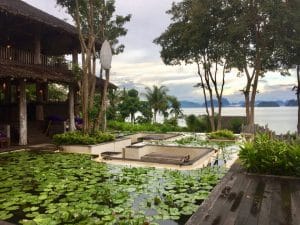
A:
[0,46,72,71]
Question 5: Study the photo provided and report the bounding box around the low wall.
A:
[61,138,131,155]
[126,132,180,143]
[124,144,212,160]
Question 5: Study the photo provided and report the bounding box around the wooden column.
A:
[3,79,11,104]
[69,85,76,131]
[72,50,80,117]
[34,35,41,64]
[19,80,27,145]
[42,82,48,102]
[36,82,44,121]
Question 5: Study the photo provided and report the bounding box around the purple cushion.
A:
[47,115,65,122]
[0,131,6,138]
[75,117,83,124]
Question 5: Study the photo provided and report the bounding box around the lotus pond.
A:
[0,151,226,225]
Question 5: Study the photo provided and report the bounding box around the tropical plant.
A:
[117,89,140,123]
[208,129,235,140]
[53,131,115,145]
[108,121,183,133]
[107,89,122,121]
[168,96,183,121]
[239,134,300,176]
[144,85,169,123]
[137,101,153,123]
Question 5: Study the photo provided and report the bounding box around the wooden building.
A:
[0,0,115,146]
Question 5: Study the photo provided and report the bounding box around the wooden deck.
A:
[186,163,300,225]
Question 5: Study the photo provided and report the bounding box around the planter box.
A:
[124,144,213,161]
[61,138,131,155]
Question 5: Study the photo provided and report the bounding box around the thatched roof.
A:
[0,0,81,55]
[0,0,77,35]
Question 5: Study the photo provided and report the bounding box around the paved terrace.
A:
[186,163,300,225]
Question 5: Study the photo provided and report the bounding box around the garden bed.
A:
[123,144,215,165]
[0,151,226,225]
[60,137,131,155]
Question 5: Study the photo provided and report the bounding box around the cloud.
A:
[23,0,298,103]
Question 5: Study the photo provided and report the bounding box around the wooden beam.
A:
[69,85,76,131]
[19,79,27,145]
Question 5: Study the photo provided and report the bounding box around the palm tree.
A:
[168,96,183,120]
[144,85,169,123]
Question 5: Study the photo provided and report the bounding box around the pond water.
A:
[0,151,226,225]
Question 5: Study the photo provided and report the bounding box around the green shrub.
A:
[229,118,244,133]
[108,121,183,133]
[185,115,209,132]
[208,129,235,140]
[239,133,300,176]
[53,131,115,145]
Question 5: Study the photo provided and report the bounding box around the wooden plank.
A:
[209,174,251,225]
[290,180,300,225]
[268,180,285,225]
[222,176,260,225]
[186,163,241,225]
[257,178,274,225]
[281,180,292,225]
[187,164,249,225]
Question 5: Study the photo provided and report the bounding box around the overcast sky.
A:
[23,0,297,103]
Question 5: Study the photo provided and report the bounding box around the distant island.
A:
[256,101,280,107]
[180,99,298,108]
[285,99,298,106]
[201,98,230,107]
[180,101,202,108]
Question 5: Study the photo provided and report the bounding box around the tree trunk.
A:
[196,61,211,131]
[19,80,27,145]
[297,65,300,135]
[153,110,157,123]
[96,69,110,132]
[69,85,76,132]
[204,70,215,132]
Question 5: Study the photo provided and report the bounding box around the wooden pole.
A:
[19,80,27,145]
[36,82,44,121]
[34,35,41,64]
[69,85,76,131]
[4,79,11,104]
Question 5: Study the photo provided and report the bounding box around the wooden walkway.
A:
[186,163,300,225]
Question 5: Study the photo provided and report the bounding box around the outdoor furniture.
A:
[0,136,10,148]
[0,125,11,148]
